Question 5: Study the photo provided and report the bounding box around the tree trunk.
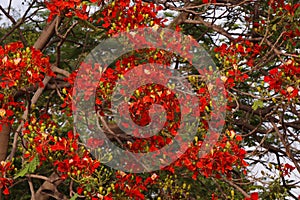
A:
[0,123,10,161]
[34,173,67,200]
[31,16,63,200]
[33,16,61,50]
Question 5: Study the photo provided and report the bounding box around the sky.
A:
[0,0,28,26]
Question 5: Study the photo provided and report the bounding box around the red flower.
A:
[245,192,259,200]
[2,188,9,195]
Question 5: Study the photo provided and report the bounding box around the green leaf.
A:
[252,100,264,111]
[164,12,175,18]
[14,155,39,179]
[70,193,79,200]
[14,163,30,179]
[29,154,39,173]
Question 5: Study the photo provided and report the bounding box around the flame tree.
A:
[0,0,299,199]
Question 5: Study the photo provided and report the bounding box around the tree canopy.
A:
[0,0,299,199]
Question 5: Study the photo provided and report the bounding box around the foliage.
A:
[0,0,299,199]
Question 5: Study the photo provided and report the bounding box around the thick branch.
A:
[34,16,62,50]
[34,172,67,200]
[0,124,10,161]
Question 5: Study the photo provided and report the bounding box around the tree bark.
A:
[32,16,64,200]
[34,16,61,50]
[0,124,10,161]
[34,173,67,200]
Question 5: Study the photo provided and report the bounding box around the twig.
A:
[27,175,36,200]
[26,174,52,182]
[184,18,235,41]
[51,65,71,77]
[223,178,250,198]
[8,76,52,161]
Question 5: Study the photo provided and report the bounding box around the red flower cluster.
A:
[280,163,296,177]
[0,161,14,195]
[269,0,300,16]
[0,42,53,89]
[45,0,99,21]
[96,0,166,35]
[245,192,259,200]
[54,151,100,180]
[214,40,262,65]
[0,41,53,129]
[214,39,262,88]
[0,103,20,130]
[264,59,299,100]
[115,171,158,199]
[267,1,300,46]
[169,131,248,180]
[202,0,217,4]
[22,117,100,180]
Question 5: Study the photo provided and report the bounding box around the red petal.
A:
[3,188,9,195]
